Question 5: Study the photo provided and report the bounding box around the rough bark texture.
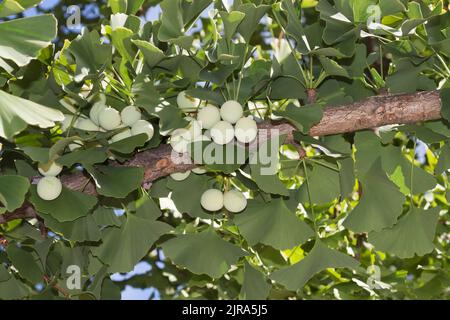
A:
[1,90,443,224]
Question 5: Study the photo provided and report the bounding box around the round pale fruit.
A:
[234,117,258,143]
[177,91,199,111]
[210,121,234,145]
[131,120,155,141]
[170,128,191,153]
[38,162,63,177]
[121,106,142,126]
[192,167,207,174]
[98,107,122,131]
[110,129,132,143]
[37,177,63,201]
[197,104,221,129]
[76,118,101,131]
[89,101,107,125]
[170,171,191,181]
[200,189,224,212]
[220,100,243,124]
[223,190,247,213]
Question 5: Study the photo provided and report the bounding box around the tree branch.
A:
[1,90,443,223]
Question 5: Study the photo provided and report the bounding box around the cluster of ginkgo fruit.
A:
[36,99,155,201]
[169,91,252,213]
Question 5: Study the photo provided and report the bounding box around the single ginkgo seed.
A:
[37,176,63,201]
[110,129,132,143]
[89,101,107,125]
[99,107,122,131]
[170,171,191,181]
[234,117,258,143]
[210,121,234,145]
[200,189,224,212]
[223,190,247,213]
[121,106,142,126]
[177,91,199,111]
[220,100,243,124]
[197,104,221,129]
[131,120,154,141]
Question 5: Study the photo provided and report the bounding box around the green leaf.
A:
[92,213,172,273]
[236,3,270,42]
[344,158,405,233]
[92,206,122,227]
[298,161,341,204]
[108,133,149,154]
[0,90,64,140]
[436,144,450,174]
[30,186,97,222]
[369,207,439,258]
[0,14,57,66]
[0,276,30,299]
[161,229,246,278]
[67,29,112,78]
[275,103,323,134]
[271,240,359,291]
[109,0,144,15]
[0,175,29,212]
[319,56,350,78]
[234,198,314,250]
[57,147,108,167]
[220,11,246,42]
[86,165,144,198]
[239,262,270,300]
[157,0,193,49]
[6,244,43,283]
[132,39,165,68]
[39,212,101,242]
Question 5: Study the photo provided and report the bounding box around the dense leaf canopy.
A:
[0,0,449,300]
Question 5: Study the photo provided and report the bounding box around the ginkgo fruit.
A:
[121,106,141,126]
[210,121,234,145]
[192,167,207,174]
[234,117,258,143]
[99,107,122,130]
[38,162,63,177]
[110,129,132,143]
[170,171,191,181]
[187,119,202,140]
[37,176,63,201]
[89,101,107,125]
[200,189,224,212]
[76,118,101,131]
[223,190,247,213]
[131,120,154,141]
[177,91,199,111]
[170,128,191,153]
[220,100,243,124]
[197,104,221,129]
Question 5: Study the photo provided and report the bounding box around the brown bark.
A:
[0,90,443,224]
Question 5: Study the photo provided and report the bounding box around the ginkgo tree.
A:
[0,0,449,300]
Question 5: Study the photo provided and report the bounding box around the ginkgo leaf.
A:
[0,175,29,212]
[30,186,97,222]
[369,207,440,258]
[0,0,42,18]
[234,198,314,250]
[239,262,270,300]
[344,158,405,233]
[86,165,144,199]
[161,229,247,279]
[0,14,57,66]
[270,240,359,291]
[0,90,64,140]
[92,213,172,273]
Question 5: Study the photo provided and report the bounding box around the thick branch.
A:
[1,90,443,223]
